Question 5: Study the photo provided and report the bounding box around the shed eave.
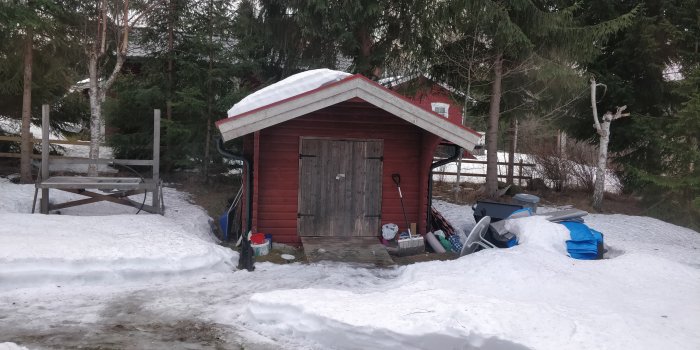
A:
[217,75,480,151]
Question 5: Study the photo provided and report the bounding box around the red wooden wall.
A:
[391,77,464,127]
[243,100,440,245]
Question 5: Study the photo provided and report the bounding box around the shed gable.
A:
[216,75,480,151]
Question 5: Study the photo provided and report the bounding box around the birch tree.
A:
[590,76,629,211]
[20,25,33,183]
[82,0,160,176]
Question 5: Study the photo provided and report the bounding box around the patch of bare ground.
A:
[164,169,241,222]
[391,252,459,265]
[0,158,21,178]
[254,245,307,264]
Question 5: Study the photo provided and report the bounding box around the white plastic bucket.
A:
[252,240,270,256]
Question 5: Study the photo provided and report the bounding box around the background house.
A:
[380,74,467,128]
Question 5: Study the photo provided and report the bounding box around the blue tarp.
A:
[560,221,604,260]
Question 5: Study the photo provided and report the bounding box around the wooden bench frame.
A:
[34,105,163,215]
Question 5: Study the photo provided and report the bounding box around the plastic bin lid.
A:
[513,193,540,203]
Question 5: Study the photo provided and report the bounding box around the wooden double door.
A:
[298,138,383,237]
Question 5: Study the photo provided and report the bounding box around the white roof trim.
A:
[217,77,480,151]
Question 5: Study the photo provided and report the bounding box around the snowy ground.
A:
[1,179,699,349]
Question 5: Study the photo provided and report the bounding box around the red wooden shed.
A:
[216,71,480,246]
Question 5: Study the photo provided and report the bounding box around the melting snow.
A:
[227,69,351,118]
[1,180,699,349]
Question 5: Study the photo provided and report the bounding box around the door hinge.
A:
[297,213,314,218]
[364,214,382,218]
[365,156,383,161]
[299,154,317,159]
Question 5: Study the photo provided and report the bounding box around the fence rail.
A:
[0,135,98,162]
[0,135,90,146]
[433,171,533,180]
[432,158,536,185]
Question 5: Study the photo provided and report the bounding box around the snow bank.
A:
[227,69,351,117]
[0,213,235,289]
[0,178,217,243]
[0,178,235,289]
[0,343,29,350]
[586,214,700,268]
[239,209,700,350]
[506,216,571,254]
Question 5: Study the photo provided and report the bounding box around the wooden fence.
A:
[432,158,535,185]
[0,135,92,161]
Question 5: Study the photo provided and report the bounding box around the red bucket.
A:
[250,233,266,245]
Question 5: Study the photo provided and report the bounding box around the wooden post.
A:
[506,118,517,185]
[152,109,161,213]
[40,104,50,214]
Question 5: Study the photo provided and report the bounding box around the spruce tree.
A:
[105,0,241,175]
[291,0,434,79]
[0,0,83,182]
[432,0,637,198]
[559,0,698,221]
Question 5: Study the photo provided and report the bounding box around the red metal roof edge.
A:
[216,73,481,138]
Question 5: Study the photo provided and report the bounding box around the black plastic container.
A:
[472,200,524,248]
[472,200,524,223]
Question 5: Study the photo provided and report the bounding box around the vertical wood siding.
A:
[253,101,433,245]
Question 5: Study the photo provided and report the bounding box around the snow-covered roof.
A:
[217,70,481,151]
[227,69,352,117]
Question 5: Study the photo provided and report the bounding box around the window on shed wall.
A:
[431,102,449,118]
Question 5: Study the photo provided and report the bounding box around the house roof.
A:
[380,73,476,102]
[216,73,481,151]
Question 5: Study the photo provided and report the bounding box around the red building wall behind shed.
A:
[391,77,464,127]
[244,100,439,245]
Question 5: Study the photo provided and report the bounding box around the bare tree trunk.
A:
[557,130,567,191]
[20,29,34,183]
[87,55,102,176]
[593,120,609,211]
[85,0,145,176]
[356,26,377,78]
[453,153,463,200]
[485,53,503,197]
[454,19,480,194]
[506,118,517,185]
[166,0,174,170]
[203,0,213,183]
[590,77,628,211]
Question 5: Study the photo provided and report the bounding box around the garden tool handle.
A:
[392,173,400,187]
